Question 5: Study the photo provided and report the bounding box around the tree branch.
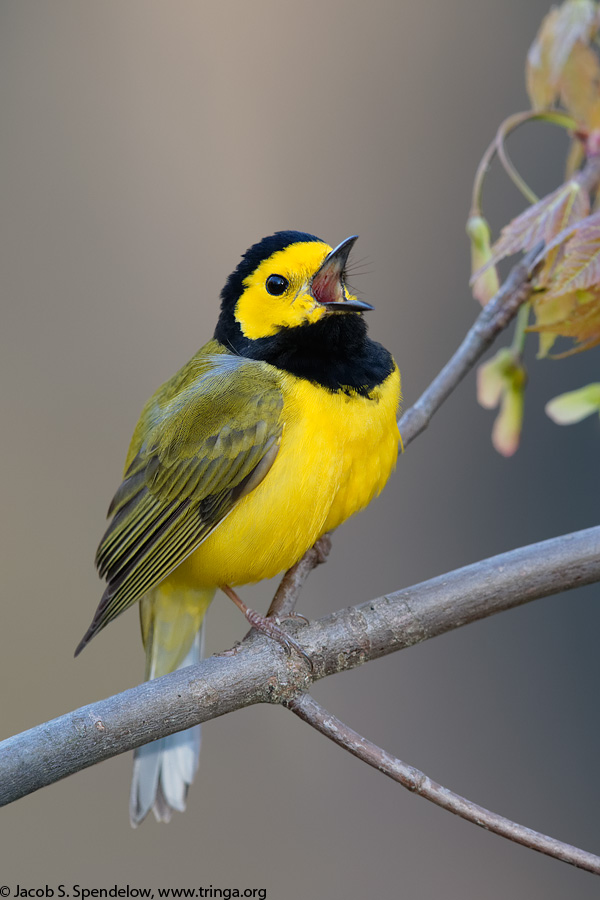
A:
[265,533,332,619]
[2,525,599,807]
[285,693,600,876]
[3,236,597,876]
[398,242,543,448]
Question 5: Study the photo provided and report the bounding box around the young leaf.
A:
[477,348,514,409]
[467,215,500,306]
[565,136,585,179]
[529,289,600,354]
[558,39,600,128]
[551,0,598,75]
[477,349,527,456]
[546,382,600,422]
[531,289,579,356]
[492,381,526,457]
[544,213,600,294]
[484,180,589,276]
[527,0,598,110]
[527,8,562,109]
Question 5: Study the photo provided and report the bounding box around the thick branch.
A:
[3,234,598,876]
[286,694,600,876]
[1,525,599,806]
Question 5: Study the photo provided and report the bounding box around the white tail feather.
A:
[130,626,204,826]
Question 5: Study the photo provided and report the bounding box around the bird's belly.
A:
[166,368,400,589]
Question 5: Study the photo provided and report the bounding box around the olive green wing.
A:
[76,353,283,654]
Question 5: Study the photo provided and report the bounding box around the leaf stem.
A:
[511,301,531,356]
[471,110,577,217]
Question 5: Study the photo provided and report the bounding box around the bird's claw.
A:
[279,611,310,625]
[248,610,313,671]
[222,583,313,671]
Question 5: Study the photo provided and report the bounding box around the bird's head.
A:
[214,231,372,350]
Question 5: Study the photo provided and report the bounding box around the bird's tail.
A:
[129,584,215,827]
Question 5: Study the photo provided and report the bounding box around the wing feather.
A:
[77,351,283,654]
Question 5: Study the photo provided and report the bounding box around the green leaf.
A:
[531,289,579,356]
[545,382,600,422]
[477,349,527,456]
[467,216,500,306]
[477,348,516,408]
[529,289,600,354]
[492,382,525,457]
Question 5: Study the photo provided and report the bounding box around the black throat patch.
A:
[214,312,395,397]
[214,231,394,395]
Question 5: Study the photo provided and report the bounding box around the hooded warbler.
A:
[76,230,401,824]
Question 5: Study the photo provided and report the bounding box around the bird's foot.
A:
[221,584,313,671]
[279,611,310,625]
[245,607,313,670]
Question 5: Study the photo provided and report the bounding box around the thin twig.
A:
[398,242,543,449]
[4,224,600,873]
[398,147,600,453]
[285,694,600,876]
[470,110,576,216]
[576,151,600,194]
[266,534,332,619]
[1,525,599,806]
[285,243,545,606]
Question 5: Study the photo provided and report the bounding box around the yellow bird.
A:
[76,231,401,825]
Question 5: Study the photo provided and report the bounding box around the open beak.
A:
[311,235,374,312]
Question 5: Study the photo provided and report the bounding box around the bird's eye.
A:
[265,274,289,296]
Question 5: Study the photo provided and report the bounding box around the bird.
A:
[75,230,401,825]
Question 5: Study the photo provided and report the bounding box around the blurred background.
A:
[1,1,599,897]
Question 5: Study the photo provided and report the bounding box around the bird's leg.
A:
[313,532,332,565]
[221,584,313,670]
[275,534,331,623]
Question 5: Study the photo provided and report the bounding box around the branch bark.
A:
[286,694,600,876]
[1,525,599,807]
[266,533,332,619]
[397,153,600,450]
[398,242,542,448]
[2,237,597,875]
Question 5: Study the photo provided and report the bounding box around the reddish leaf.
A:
[484,180,589,275]
[546,215,600,293]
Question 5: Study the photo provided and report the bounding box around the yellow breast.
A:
[165,365,401,590]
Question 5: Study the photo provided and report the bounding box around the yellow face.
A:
[234,241,360,340]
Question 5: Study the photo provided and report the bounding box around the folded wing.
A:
[76,353,283,654]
